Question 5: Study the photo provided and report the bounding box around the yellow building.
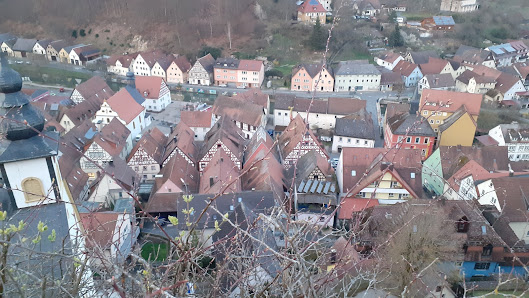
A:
[437,106,477,147]
[419,89,482,132]
[297,0,327,24]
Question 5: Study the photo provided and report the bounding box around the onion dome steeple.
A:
[0,53,45,141]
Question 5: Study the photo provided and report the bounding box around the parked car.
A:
[59,88,65,93]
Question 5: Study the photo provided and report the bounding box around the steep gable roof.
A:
[12,38,37,52]
[135,76,165,99]
[408,50,439,64]
[200,116,246,162]
[423,73,455,88]
[286,150,333,185]
[334,111,375,140]
[278,115,326,159]
[232,88,269,110]
[48,40,70,52]
[153,152,199,195]
[438,105,476,132]
[127,127,167,165]
[94,118,131,156]
[172,56,192,73]
[419,57,450,75]
[106,88,145,124]
[163,121,198,164]
[197,53,215,73]
[212,95,265,127]
[341,147,423,198]
[200,149,241,194]
[73,76,114,105]
[293,63,332,78]
[393,60,419,77]
[137,50,168,68]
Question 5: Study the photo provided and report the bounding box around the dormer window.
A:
[457,216,469,233]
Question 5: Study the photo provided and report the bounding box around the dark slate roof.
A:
[12,38,37,52]
[423,73,455,88]
[438,106,474,132]
[5,203,75,286]
[0,131,59,163]
[335,60,381,76]
[334,112,375,139]
[124,85,146,105]
[387,113,436,137]
[0,33,17,44]
[408,50,439,65]
[214,57,240,69]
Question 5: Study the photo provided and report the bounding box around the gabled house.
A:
[274,96,367,130]
[198,116,246,172]
[12,38,37,58]
[353,0,381,16]
[188,53,215,86]
[455,69,496,94]
[334,60,381,91]
[379,71,404,91]
[150,54,174,80]
[488,122,529,161]
[487,41,529,67]
[418,73,456,94]
[199,149,241,194]
[69,45,101,65]
[1,39,16,56]
[127,127,167,182]
[46,40,69,62]
[161,121,198,167]
[134,76,171,112]
[297,0,327,24]
[288,150,337,227]
[291,63,334,92]
[106,52,139,76]
[150,152,199,198]
[242,127,285,197]
[132,50,168,77]
[453,45,495,68]
[419,89,482,132]
[212,95,267,139]
[180,110,215,141]
[384,112,436,160]
[277,115,328,169]
[437,106,477,147]
[70,76,114,105]
[405,50,439,65]
[393,60,423,87]
[422,146,510,197]
[167,56,191,84]
[419,57,455,77]
[95,87,147,141]
[332,111,375,153]
[59,44,84,64]
[80,118,131,177]
[421,16,456,31]
[88,158,137,207]
[375,52,404,70]
[213,58,264,88]
[233,88,270,115]
[32,39,51,55]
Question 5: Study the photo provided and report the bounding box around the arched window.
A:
[22,178,45,203]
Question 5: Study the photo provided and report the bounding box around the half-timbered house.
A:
[80,118,131,179]
[70,76,114,105]
[88,158,137,207]
[135,76,171,112]
[278,115,328,170]
[127,127,168,182]
[199,149,242,194]
[198,116,246,172]
[211,95,267,139]
[162,121,198,167]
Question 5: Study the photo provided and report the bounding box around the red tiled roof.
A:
[476,135,499,146]
[393,60,419,77]
[106,89,145,124]
[135,76,164,99]
[180,110,213,128]
[73,76,114,105]
[327,97,366,115]
[233,89,269,110]
[163,121,198,164]
[127,127,167,164]
[199,149,241,194]
[419,57,449,75]
[338,198,379,219]
[238,59,263,72]
[419,89,482,116]
[298,0,327,13]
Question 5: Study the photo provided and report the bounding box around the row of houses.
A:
[106,50,265,88]
[0,33,101,65]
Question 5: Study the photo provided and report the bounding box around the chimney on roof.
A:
[434,77,439,85]
[109,160,114,167]
[126,72,135,89]
[143,91,149,97]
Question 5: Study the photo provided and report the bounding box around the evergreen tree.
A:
[389,10,397,23]
[389,24,404,47]
[309,18,326,51]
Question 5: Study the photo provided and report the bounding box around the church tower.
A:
[0,52,65,209]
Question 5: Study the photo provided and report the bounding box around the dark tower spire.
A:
[0,52,45,141]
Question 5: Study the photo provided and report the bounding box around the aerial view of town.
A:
[1,0,529,296]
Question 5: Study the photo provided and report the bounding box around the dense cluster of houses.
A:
[106,50,265,88]
[0,33,101,65]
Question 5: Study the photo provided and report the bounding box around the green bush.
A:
[79,29,86,37]
[71,30,77,38]
[95,34,99,38]
[265,69,283,78]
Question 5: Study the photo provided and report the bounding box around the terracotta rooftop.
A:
[212,95,265,127]
[418,57,449,75]
[135,76,165,99]
[127,127,167,165]
[419,89,483,116]
[238,59,263,71]
[180,110,213,128]
[106,88,145,124]
[298,0,327,13]
[199,149,241,194]
[393,60,419,77]
[163,121,198,164]
[73,76,114,106]
[232,88,269,110]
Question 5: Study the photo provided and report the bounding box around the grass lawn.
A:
[11,64,92,87]
[141,243,169,262]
